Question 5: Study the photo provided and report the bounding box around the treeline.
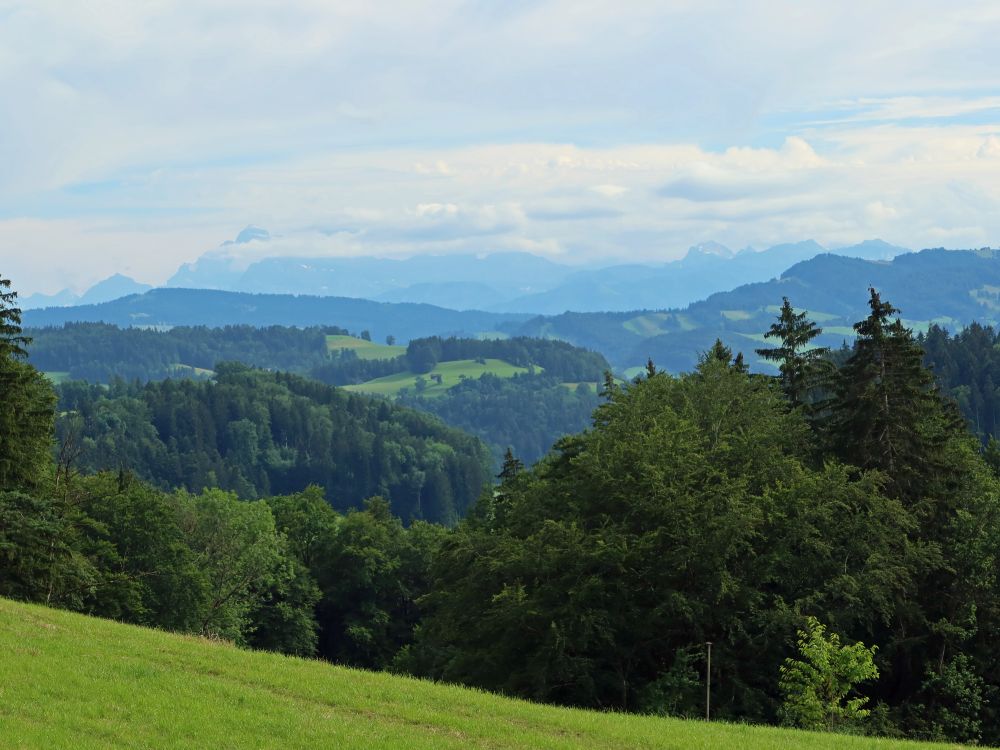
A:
[27,323,609,388]
[27,322,344,382]
[1,476,446,667]
[923,322,1000,446]
[56,364,491,524]
[398,373,599,466]
[1,273,471,676]
[403,336,609,381]
[29,322,609,468]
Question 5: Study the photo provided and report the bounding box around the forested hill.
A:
[28,323,608,468]
[27,322,342,382]
[22,287,529,340]
[509,247,1000,370]
[26,323,610,386]
[56,364,492,524]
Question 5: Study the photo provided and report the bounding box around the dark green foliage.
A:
[0,274,30,359]
[756,297,831,407]
[404,336,608,382]
[0,491,98,609]
[398,374,600,466]
[409,356,916,718]
[26,322,343,382]
[56,365,491,523]
[0,275,56,491]
[266,488,446,667]
[0,360,56,491]
[824,288,966,502]
[30,323,606,469]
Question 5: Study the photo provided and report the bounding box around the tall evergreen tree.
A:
[0,274,30,360]
[0,274,55,490]
[756,297,830,407]
[824,288,964,502]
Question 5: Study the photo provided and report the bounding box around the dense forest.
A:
[398,373,599,465]
[55,366,491,524]
[10,271,1000,743]
[27,322,342,382]
[30,322,608,467]
[27,323,608,385]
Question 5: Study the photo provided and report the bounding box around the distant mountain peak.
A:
[234,226,270,244]
[685,242,735,260]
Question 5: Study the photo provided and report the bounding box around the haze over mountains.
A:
[24,244,1000,375]
[21,228,909,314]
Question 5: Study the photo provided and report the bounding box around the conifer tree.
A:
[756,297,830,407]
[826,288,963,502]
[0,274,30,359]
[0,274,55,490]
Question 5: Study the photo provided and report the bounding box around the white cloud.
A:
[591,184,629,197]
[1,1,999,293]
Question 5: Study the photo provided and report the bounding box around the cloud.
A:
[591,184,629,197]
[2,1,1000,293]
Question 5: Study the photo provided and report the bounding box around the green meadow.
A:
[0,598,972,750]
[344,358,532,396]
[326,334,407,360]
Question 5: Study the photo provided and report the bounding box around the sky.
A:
[1,0,999,294]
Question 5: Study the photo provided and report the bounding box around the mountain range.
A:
[512,247,1000,371]
[21,228,909,314]
[24,246,1000,376]
[22,288,529,342]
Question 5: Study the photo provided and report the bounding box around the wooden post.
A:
[705,641,712,721]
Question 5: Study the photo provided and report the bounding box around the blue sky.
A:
[1,0,999,293]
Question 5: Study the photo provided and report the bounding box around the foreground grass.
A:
[0,599,971,750]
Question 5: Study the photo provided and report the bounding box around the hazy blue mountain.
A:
[493,239,910,314]
[22,288,529,342]
[156,227,909,314]
[508,247,999,372]
[376,281,508,309]
[19,288,81,310]
[165,226,271,289]
[20,274,152,310]
[78,274,152,305]
[232,252,571,300]
[493,240,830,313]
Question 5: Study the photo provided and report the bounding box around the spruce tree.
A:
[826,288,963,502]
[756,297,830,407]
[0,274,30,359]
[0,274,55,490]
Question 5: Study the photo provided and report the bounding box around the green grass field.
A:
[344,358,532,396]
[169,363,215,377]
[623,313,672,337]
[0,598,972,749]
[43,371,70,384]
[326,334,406,360]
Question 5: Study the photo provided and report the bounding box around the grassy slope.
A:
[0,599,970,750]
[326,334,407,360]
[344,358,532,396]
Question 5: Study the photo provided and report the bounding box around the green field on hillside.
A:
[0,598,971,749]
[43,371,70,384]
[326,334,406,360]
[344,358,532,396]
[170,363,215,377]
